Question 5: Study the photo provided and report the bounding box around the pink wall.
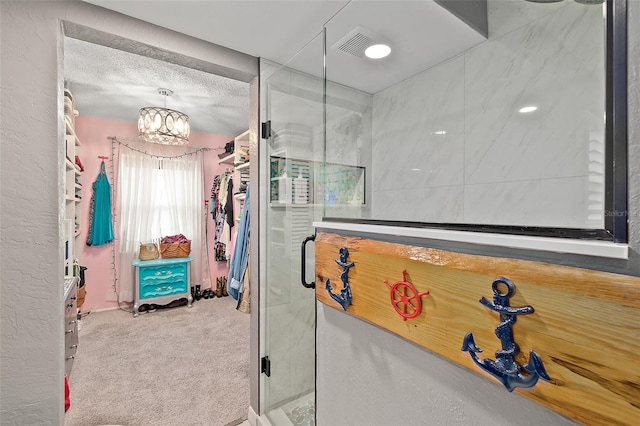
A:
[74,115,237,311]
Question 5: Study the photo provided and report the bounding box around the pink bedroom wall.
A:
[74,115,237,312]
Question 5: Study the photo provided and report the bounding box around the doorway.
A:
[61,29,256,426]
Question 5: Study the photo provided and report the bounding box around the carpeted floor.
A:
[64,296,250,426]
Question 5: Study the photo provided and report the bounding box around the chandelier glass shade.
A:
[138,88,190,146]
[138,106,190,145]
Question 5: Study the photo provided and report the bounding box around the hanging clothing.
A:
[86,160,114,246]
[236,252,250,314]
[228,185,250,301]
[210,174,221,220]
[224,176,234,229]
[213,172,234,261]
[211,172,227,262]
[200,203,212,290]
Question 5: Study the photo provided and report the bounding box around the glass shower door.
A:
[261,31,324,425]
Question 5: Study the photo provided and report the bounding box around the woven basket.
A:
[139,242,159,260]
[77,286,86,308]
[160,242,191,258]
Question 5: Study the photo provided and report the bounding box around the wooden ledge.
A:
[315,232,640,426]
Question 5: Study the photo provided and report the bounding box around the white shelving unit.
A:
[235,161,250,171]
[217,153,235,165]
[233,131,250,225]
[63,88,83,277]
[218,130,250,224]
[63,88,83,375]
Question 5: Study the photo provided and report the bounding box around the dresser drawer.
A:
[64,279,79,376]
[132,257,192,317]
[65,317,78,375]
[138,263,188,299]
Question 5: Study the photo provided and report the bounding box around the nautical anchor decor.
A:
[325,247,354,311]
[461,277,550,392]
[383,270,430,321]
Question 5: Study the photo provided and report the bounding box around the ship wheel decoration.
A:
[383,270,430,321]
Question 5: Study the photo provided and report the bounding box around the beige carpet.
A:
[64,296,250,426]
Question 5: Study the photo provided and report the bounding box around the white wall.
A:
[371,0,605,228]
[317,304,577,426]
[0,2,256,424]
[1,2,65,423]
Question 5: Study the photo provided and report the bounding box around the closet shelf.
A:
[269,202,312,208]
[235,162,250,170]
[65,116,82,146]
[218,153,235,165]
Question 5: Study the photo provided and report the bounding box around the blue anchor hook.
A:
[461,277,551,392]
[325,247,354,311]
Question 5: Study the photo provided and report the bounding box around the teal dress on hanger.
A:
[86,160,114,246]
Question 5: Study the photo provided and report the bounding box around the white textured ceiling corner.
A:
[64,37,250,138]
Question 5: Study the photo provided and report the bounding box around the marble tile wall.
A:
[323,82,373,219]
[369,1,605,228]
[372,55,465,222]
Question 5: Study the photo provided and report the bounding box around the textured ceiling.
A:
[64,37,250,138]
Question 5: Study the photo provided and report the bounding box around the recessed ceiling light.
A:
[519,106,538,113]
[365,44,391,59]
[411,168,421,172]
[434,131,446,135]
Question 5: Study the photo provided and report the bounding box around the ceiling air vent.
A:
[332,26,378,58]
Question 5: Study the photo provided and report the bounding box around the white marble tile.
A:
[289,345,315,398]
[264,303,292,408]
[288,301,316,397]
[538,176,593,228]
[371,185,464,223]
[326,81,373,167]
[372,55,465,192]
[487,0,567,39]
[324,205,367,219]
[287,73,322,161]
[464,3,605,185]
[464,180,542,226]
[268,69,293,155]
[265,223,293,307]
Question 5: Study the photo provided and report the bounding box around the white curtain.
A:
[116,143,209,302]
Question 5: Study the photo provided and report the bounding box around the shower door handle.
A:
[301,234,316,289]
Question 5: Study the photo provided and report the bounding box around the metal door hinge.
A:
[261,121,271,139]
[261,356,271,377]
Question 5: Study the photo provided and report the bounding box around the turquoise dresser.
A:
[132,257,193,317]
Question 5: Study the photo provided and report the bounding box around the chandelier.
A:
[138,88,190,145]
